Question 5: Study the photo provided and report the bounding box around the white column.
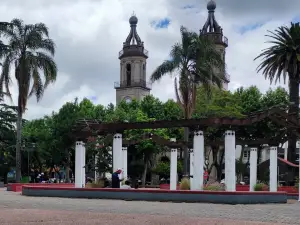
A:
[192,131,204,190]
[249,147,258,191]
[122,147,128,181]
[75,141,83,188]
[113,133,122,172]
[283,141,288,160]
[189,148,194,189]
[269,146,278,192]
[81,142,86,187]
[298,147,300,201]
[225,130,236,191]
[170,138,177,190]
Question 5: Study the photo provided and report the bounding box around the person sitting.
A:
[120,180,131,189]
[111,168,123,188]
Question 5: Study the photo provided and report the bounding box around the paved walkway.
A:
[0,188,299,224]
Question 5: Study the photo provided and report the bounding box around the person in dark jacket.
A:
[111,168,123,188]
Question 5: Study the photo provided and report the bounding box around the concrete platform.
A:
[22,185,288,204]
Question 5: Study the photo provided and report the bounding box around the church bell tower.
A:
[114,14,151,104]
[200,0,230,90]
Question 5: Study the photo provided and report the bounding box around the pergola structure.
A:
[72,106,299,192]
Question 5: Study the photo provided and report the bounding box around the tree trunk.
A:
[257,147,262,166]
[65,149,70,182]
[15,110,23,182]
[183,127,189,176]
[141,160,148,187]
[287,78,299,163]
[217,149,225,181]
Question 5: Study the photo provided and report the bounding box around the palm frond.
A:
[255,22,300,84]
[150,60,177,82]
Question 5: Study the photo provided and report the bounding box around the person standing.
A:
[111,168,123,188]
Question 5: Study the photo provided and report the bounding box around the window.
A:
[142,64,146,78]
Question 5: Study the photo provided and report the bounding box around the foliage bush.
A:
[85,180,104,188]
[203,183,225,191]
[253,183,266,191]
[179,177,190,190]
[295,177,299,189]
[152,160,183,179]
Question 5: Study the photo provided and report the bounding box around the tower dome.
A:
[207,0,216,11]
[129,15,138,25]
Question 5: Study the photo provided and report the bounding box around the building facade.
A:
[115,14,151,104]
[200,0,230,90]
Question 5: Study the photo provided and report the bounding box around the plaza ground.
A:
[0,188,299,225]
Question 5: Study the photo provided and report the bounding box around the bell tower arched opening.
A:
[126,64,131,86]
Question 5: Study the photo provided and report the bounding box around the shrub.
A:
[253,183,266,191]
[86,180,104,188]
[295,177,299,190]
[152,161,183,179]
[180,177,190,190]
[203,183,225,191]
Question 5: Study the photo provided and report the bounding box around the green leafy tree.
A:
[152,160,183,180]
[255,22,300,163]
[51,98,99,181]
[140,95,164,120]
[0,103,17,181]
[194,86,244,180]
[193,85,289,180]
[22,116,57,173]
[0,19,57,181]
[85,135,112,179]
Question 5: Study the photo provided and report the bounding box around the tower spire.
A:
[119,14,148,59]
[124,14,142,46]
[201,0,221,34]
[200,0,230,86]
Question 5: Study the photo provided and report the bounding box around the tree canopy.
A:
[1,86,286,184]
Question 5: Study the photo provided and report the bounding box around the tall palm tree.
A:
[0,19,57,181]
[255,22,300,163]
[150,26,225,175]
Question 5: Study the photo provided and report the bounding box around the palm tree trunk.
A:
[183,127,189,176]
[287,78,299,163]
[15,110,23,182]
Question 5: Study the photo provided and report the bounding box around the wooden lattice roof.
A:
[73,106,298,139]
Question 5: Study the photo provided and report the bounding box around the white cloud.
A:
[0,0,298,120]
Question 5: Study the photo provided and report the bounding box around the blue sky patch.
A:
[151,18,171,29]
[237,22,265,34]
[292,15,300,23]
[182,5,195,9]
[88,96,97,102]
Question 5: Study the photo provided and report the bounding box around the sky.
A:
[0,0,300,120]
